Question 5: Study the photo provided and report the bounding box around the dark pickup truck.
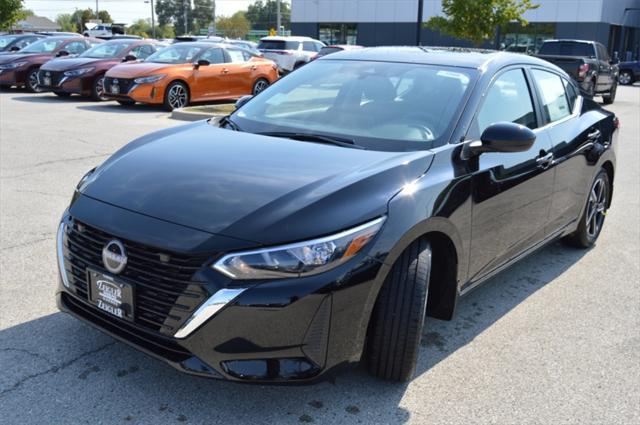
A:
[536,39,618,104]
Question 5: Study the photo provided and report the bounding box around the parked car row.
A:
[0,33,344,111]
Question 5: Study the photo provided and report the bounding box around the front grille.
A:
[103,77,135,94]
[62,218,210,335]
[38,70,64,87]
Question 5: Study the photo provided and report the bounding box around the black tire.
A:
[91,75,107,101]
[252,78,269,95]
[163,81,189,111]
[25,68,42,93]
[0,84,12,90]
[618,71,634,86]
[53,91,71,97]
[366,239,431,382]
[602,82,617,105]
[116,99,135,106]
[563,169,610,248]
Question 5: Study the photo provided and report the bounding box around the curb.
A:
[170,109,223,122]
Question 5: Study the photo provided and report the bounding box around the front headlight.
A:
[0,61,28,70]
[64,67,94,77]
[213,217,386,279]
[134,74,166,84]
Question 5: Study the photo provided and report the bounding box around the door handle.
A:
[221,68,229,74]
[536,152,554,169]
[587,129,601,141]
[251,65,257,70]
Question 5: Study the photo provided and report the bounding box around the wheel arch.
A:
[602,160,615,207]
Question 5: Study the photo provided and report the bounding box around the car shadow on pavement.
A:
[0,241,588,424]
[76,103,168,114]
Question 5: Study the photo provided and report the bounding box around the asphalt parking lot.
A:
[0,87,639,424]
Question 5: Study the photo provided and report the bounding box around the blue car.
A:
[618,60,640,85]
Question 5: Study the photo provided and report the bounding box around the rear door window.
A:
[477,69,538,132]
[258,40,300,50]
[200,48,226,64]
[531,69,572,123]
[227,49,246,63]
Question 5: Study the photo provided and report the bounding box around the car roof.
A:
[260,36,318,42]
[323,46,556,70]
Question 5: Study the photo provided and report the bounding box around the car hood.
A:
[41,57,115,71]
[105,61,176,78]
[0,52,49,64]
[79,121,433,245]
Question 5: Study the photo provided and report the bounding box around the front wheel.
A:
[618,71,634,85]
[25,69,42,93]
[563,169,610,248]
[91,75,108,101]
[602,82,617,105]
[252,78,269,95]
[163,81,189,111]
[366,239,431,382]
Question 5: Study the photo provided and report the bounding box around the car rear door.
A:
[530,69,602,235]
[222,48,256,97]
[192,47,228,100]
[466,67,555,283]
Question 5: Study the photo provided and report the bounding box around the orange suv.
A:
[103,42,279,110]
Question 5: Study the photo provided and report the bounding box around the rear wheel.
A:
[53,91,71,97]
[618,71,634,85]
[25,68,42,93]
[602,82,617,105]
[252,78,269,95]
[91,75,108,101]
[366,239,431,382]
[116,99,135,106]
[164,81,189,111]
[563,169,610,248]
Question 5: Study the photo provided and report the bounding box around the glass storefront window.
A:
[319,23,357,45]
[500,23,556,54]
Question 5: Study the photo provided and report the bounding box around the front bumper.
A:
[56,196,384,383]
[0,69,21,86]
[103,79,165,105]
[38,73,90,96]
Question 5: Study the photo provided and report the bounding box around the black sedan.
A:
[56,47,618,383]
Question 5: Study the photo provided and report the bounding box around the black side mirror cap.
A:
[235,95,253,109]
[123,54,137,62]
[9,46,20,52]
[194,59,210,69]
[470,122,536,155]
[56,50,70,57]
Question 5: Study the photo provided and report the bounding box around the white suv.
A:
[258,36,325,73]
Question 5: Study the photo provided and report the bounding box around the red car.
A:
[38,39,160,100]
[0,36,101,92]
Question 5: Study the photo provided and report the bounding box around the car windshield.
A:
[258,40,300,50]
[21,38,65,53]
[0,35,18,48]
[233,60,476,151]
[80,42,132,58]
[539,42,596,57]
[145,44,204,64]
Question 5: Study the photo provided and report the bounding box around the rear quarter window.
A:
[531,69,572,123]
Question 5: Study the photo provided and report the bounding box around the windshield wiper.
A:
[259,132,364,149]
[218,115,242,131]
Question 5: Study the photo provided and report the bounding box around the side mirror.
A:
[194,59,210,69]
[9,46,20,52]
[235,95,253,109]
[56,50,70,57]
[469,122,536,155]
[123,54,137,62]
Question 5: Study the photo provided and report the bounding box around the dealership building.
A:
[291,0,640,60]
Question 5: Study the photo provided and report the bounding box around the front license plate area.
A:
[88,269,134,322]
[111,84,120,94]
[43,77,51,86]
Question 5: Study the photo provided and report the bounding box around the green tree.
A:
[192,0,213,33]
[245,0,290,31]
[97,10,113,24]
[56,13,78,33]
[156,0,193,35]
[426,0,539,46]
[217,11,250,39]
[0,0,24,30]
[71,8,113,32]
[128,18,152,38]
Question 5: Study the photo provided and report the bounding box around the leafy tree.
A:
[18,8,34,18]
[156,0,213,35]
[0,0,24,30]
[70,8,113,32]
[217,11,250,39]
[426,0,539,46]
[128,18,152,38]
[246,0,290,31]
[56,13,77,33]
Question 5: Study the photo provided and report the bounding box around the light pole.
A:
[211,0,216,37]
[144,1,156,39]
[277,0,281,36]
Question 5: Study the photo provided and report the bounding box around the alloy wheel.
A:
[168,84,188,109]
[28,71,41,92]
[586,176,607,238]
[253,79,268,95]
[95,77,107,100]
[619,72,632,85]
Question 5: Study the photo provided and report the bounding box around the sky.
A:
[23,0,258,25]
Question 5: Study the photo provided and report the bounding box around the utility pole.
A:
[416,0,424,46]
[95,0,99,16]
[184,0,188,35]
[212,0,216,36]
[276,0,281,36]
[151,0,156,39]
